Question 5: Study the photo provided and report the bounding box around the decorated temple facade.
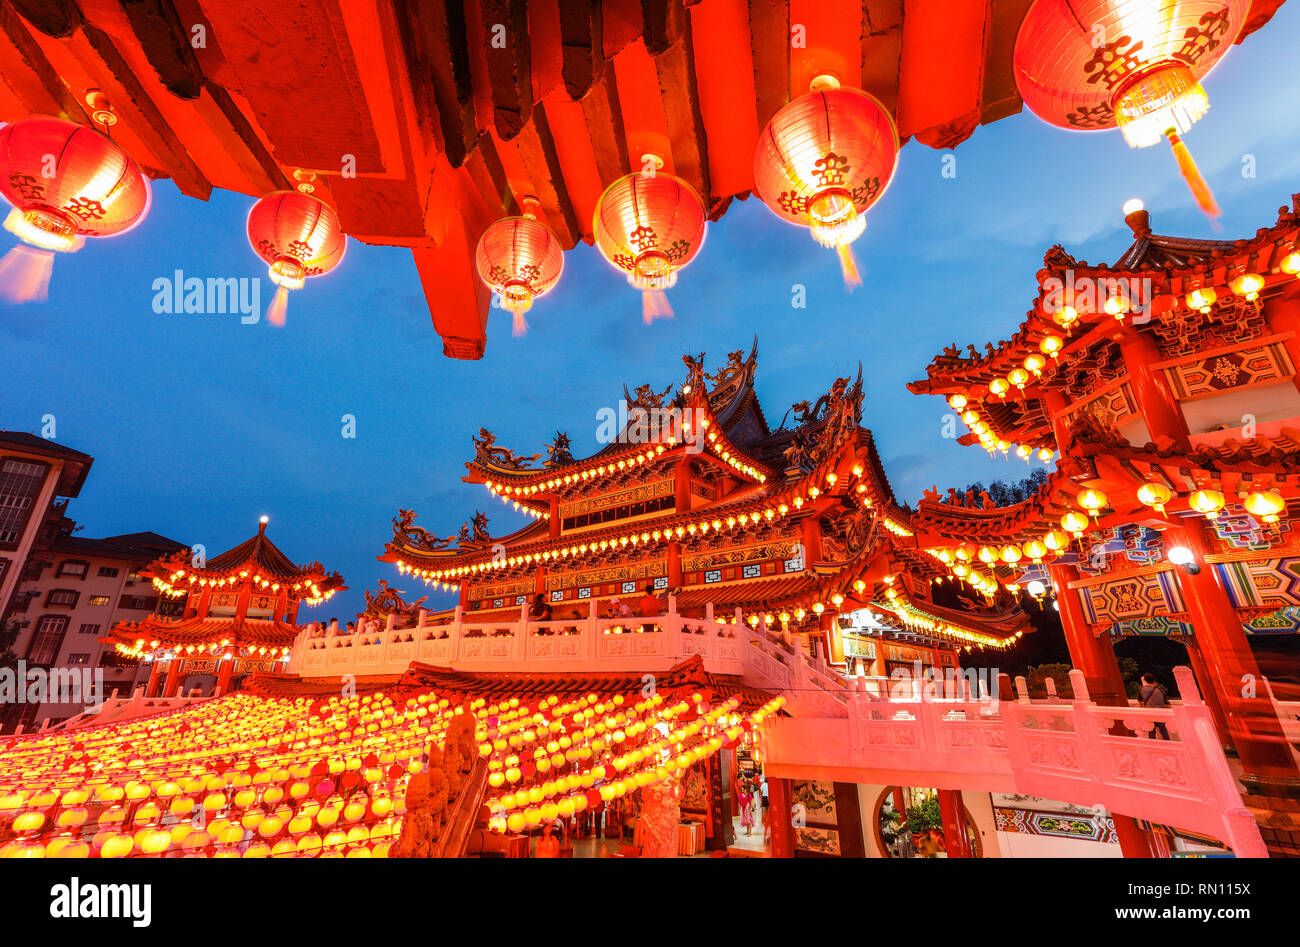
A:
[908,194,1300,854]
[380,342,1030,671]
[107,518,344,698]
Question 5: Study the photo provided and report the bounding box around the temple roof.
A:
[16,2,1287,358]
[106,615,302,650]
[143,519,345,594]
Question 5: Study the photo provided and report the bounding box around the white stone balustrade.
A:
[763,666,1269,857]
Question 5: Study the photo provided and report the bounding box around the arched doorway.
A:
[873,786,981,858]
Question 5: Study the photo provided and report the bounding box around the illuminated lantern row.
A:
[246,190,347,326]
[753,75,899,289]
[1014,0,1250,218]
[474,197,564,336]
[592,161,707,324]
[0,116,150,303]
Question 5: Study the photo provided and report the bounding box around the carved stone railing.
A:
[763,666,1269,857]
[0,686,212,738]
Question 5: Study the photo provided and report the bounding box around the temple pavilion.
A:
[106,518,345,698]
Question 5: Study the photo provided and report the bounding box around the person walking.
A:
[1139,673,1170,739]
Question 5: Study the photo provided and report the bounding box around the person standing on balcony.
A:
[1139,673,1170,739]
[528,593,553,632]
[637,584,661,617]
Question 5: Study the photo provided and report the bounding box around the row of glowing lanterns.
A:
[476,691,784,834]
[0,690,470,858]
[114,638,291,663]
[150,568,334,605]
[0,5,1272,322]
[402,458,876,584]
[875,590,1021,651]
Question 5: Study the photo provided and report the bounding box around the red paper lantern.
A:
[753,76,898,288]
[474,200,564,336]
[246,190,346,326]
[1013,0,1250,218]
[0,116,150,303]
[592,163,706,323]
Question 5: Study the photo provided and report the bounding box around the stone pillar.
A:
[1165,519,1299,793]
[937,789,973,857]
[638,778,682,858]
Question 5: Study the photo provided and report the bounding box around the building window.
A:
[578,587,591,599]
[87,595,111,606]
[56,560,89,578]
[784,555,804,573]
[157,597,185,617]
[653,576,669,590]
[45,588,79,608]
[79,623,101,635]
[514,595,527,605]
[97,566,119,578]
[26,615,70,664]
[119,595,156,611]
[742,564,762,579]
[621,581,637,594]
[550,590,564,602]
[704,570,722,584]
[67,653,90,665]
[0,458,49,548]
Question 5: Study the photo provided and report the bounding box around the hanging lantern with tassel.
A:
[592,159,706,324]
[474,197,563,336]
[752,75,898,289]
[0,116,150,304]
[1013,0,1251,220]
[246,190,346,326]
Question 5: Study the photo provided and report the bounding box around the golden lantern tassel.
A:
[0,245,55,303]
[642,289,674,324]
[1166,131,1221,221]
[265,284,289,326]
[836,242,862,291]
[511,307,529,337]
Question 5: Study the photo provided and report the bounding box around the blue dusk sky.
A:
[4,6,1300,623]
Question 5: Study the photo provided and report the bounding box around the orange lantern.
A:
[752,75,899,288]
[246,190,347,326]
[1040,334,1064,359]
[1186,286,1217,313]
[1244,491,1285,523]
[978,546,1000,565]
[1000,545,1023,565]
[1061,510,1090,538]
[1013,0,1251,219]
[1230,272,1264,301]
[1077,488,1108,518]
[0,116,151,303]
[592,162,706,324]
[1043,528,1070,552]
[1021,539,1048,563]
[988,378,1010,399]
[1137,482,1173,514]
[1189,489,1226,519]
[474,199,564,336]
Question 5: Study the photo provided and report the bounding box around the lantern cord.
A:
[1166,131,1221,224]
[0,245,55,303]
[642,289,673,325]
[266,285,289,327]
[836,243,862,291]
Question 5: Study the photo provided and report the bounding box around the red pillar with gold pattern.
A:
[937,789,973,857]
[1165,518,1299,793]
[1115,326,1191,449]
[767,776,795,858]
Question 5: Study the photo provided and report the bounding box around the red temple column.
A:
[1264,296,1300,398]
[667,542,682,589]
[145,659,162,698]
[768,776,795,858]
[1049,562,1159,857]
[548,496,559,539]
[674,456,691,514]
[1165,519,1299,792]
[1182,635,1235,754]
[937,789,973,857]
[1116,327,1190,450]
[217,655,234,696]
[163,658,183,698]
[1048,563,1127,705]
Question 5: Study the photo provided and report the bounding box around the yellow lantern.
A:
[1230,272,1264,301]
[1244,491,1285,523]
[988,377,1009,398]
[1281,250,1300,276]
[1021,539,1047,563]
[1043,529,1069,552]
[1000,545,1022,565]
[1076,489,1108,518]
[1136,482,1173,514]
[1189,489,1226,520]
[1039,334,1063,359]
[947,394,968,410]
[1061,511,1090,538]
[1008,367,1030,389]
[1053,305,1079,329]
[1024,353,1046,376]
[1186,287,1217,313]
[978,546,999,564]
